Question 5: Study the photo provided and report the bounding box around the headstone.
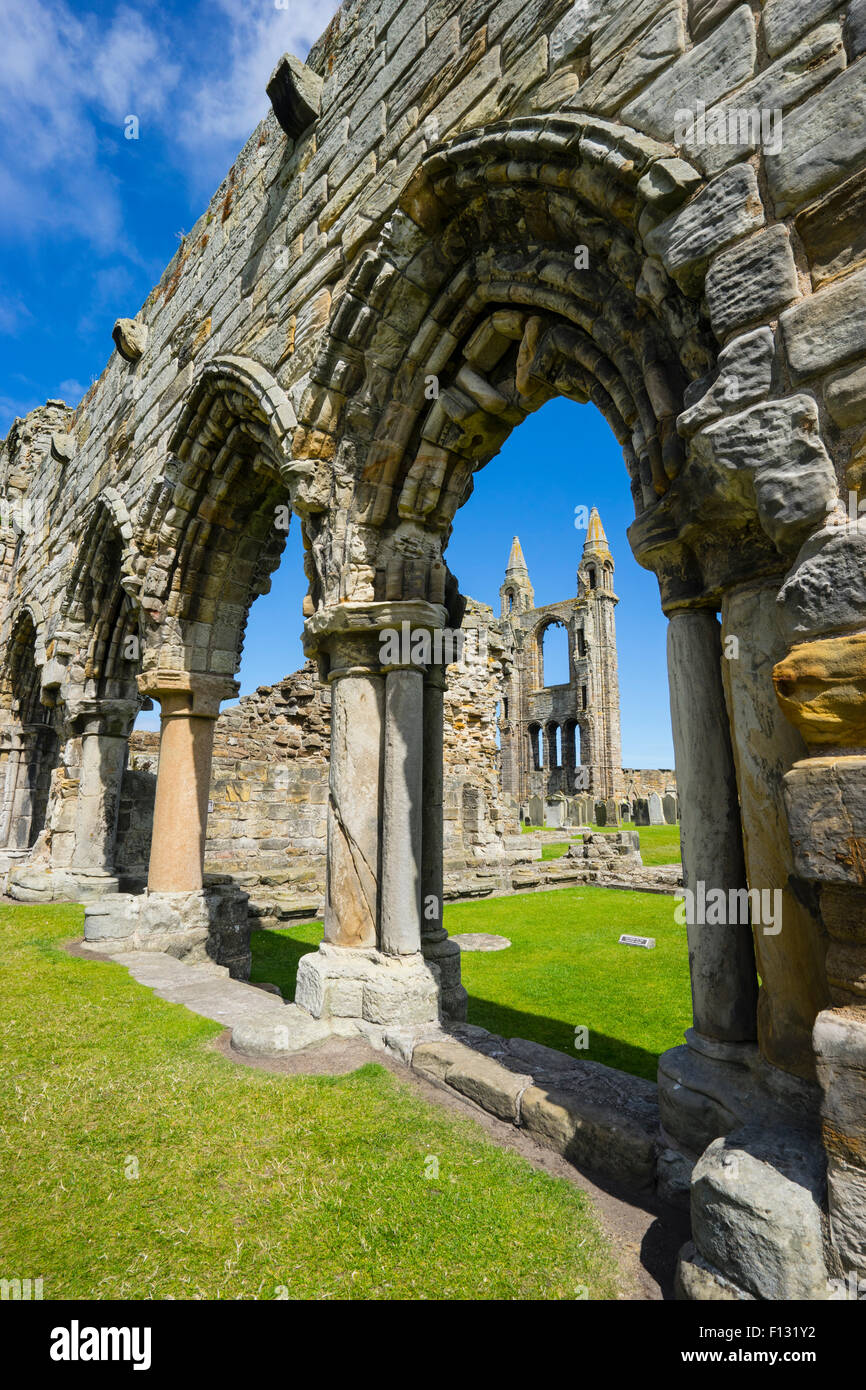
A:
[594,800,607,826]
[648,791,665,825]
[528,794,543,826]
[619,933,656,949]
[620,802,630,822]
[605,798,622,826]
[566,797,581,825]
[545,798,565,828]
[663,792,678,824]
[633,798,650,826]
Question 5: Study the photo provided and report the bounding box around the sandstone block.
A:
[622,6,756,142]
[781,267,866,378]
[766,62,866,217]
[691,1125,831,1300]
[644,164,765,295]
[705,226,799,340]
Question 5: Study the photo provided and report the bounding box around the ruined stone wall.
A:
[623,768,677,799]
[121,625,519,918]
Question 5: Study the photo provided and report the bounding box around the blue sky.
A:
[239,398,677,768]
[0,0,674,767]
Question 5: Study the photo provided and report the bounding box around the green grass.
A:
[525,822,681,866]
[0,904,617,1300]
[254,886,690,1084]
[445,887,690,1081]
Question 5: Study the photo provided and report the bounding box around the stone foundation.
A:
[82,882,251,979]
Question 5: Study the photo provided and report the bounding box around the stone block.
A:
[766,62,866,217]
[266,53,323,139]
[675,1241,754,1299]
[796,165,866,288]
[622,5,756,142]
[644,164,765,295]
[689,395,837,549]
[825,361,866,429]
[782,267,866,378]
[678,327,775,437]
[691,1125,831,1300]
[763,0,844,59]
[444,1051,532,1123]
[521,1081,657,1187]
[779,526,866,642]
[705,227,799,340]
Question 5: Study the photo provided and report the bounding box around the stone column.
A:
[721,582,829,1081]
[420,663,467,1020]
[667,608,758,1042]
[323,637,383,949]
[69,698,138,878]
[141,672,238,894]
[0,731,22,847]
[296,600,456,1031]
[380,661,425,955]
[658,609,761,1154]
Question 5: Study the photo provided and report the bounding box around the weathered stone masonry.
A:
[3,0,866,1298]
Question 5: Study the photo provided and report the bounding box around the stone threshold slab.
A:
[77,943,332,1054]
[399,1022,670,1195]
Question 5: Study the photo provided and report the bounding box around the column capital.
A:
[137,671,239,718]
[66,696,139,739]
[304,600,450,680]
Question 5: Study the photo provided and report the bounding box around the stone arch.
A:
[62,488,141,706]
[135,356,303,682]
[0,607,58,850]
[535,616,570,689]
[297,109,844,1147]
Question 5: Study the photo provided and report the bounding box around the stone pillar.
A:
[721,582,829,1081]
[296,600,461,1034]
[667,608,758,1041]
[421,663,467,1020]
[323,637,383,949]
[0,731,23,848]
[658,609,760,1154]
[380,662,425,955]
[141,672,238,894]
[69,698,138,878]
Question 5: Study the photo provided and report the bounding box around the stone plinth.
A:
[83,881,251,979]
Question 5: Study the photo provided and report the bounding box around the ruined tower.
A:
[498,512,623,806]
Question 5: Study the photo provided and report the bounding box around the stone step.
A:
[92,949,332,1055]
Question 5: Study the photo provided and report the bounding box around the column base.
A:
[7,865,121,903]
[659,1028,821,1155]
[422,929,468,1022]
[83,883,251,979]
[295,943,442,1040]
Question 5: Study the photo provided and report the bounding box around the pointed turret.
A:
[501,535,534,616]
[579,509,615,596]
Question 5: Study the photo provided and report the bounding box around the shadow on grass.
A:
[464,993,664,1082]
[250,925,663,1082]
[249,924,320,998]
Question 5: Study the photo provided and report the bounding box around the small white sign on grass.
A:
[619,933,656,949]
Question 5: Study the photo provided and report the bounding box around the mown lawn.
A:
[253,884,691,1084]
[0,904,617,1301]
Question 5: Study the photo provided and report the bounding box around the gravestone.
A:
[545,797,566,828]
[663,792,678,825]
[648,792,665,825]
[605,799,622,826]
[633,798,650,826]
[528,795,543,827]
[594,800,607,827]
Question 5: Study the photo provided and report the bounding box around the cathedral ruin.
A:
[498,511,624,806]
[2,0,866,1302]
